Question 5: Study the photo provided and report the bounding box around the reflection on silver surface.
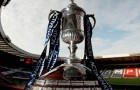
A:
[61,0,85,61]
[60,0,86,80]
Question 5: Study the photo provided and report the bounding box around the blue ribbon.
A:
[24,11,62,90]
[46,15,61,72]
[83,15,113,90]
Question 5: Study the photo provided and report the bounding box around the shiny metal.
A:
[61,1,85,32]
[60,1,86,80]
[61,0,85,64]
[63,63,86,80]
[1,0,11,6]
[47,1,96,81]
[70,0,74,3]
[32,79,100,90]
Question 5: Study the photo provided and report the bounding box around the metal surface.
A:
[63,63,86,80]
[32,80,101,90]
[61,0,85,63]
[60,1,87,80]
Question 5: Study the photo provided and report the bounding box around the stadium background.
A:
[1,31,140,90]
[1,0,140,90]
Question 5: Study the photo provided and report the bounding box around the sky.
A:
[1,0,140,58]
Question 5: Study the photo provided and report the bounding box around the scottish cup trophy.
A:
[25,0,112,90]
[47,0,95,80]
[60,0,95,80]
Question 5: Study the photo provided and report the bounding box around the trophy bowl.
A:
[61,29,84,45]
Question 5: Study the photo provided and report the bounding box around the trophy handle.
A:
[87,14,96,30]
[1,0,11,6]
[48,10,55,20]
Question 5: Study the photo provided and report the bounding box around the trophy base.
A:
[32,80,101,90]
[40,63,86,80]
[39,54,96,80]
[31,63,101,90]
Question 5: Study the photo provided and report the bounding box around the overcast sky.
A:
[1,0,140,58]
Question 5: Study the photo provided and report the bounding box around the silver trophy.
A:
[31,1,97,89]
[61,0,96,80]
[49,0,96,80]
[61,0,85,64]
[61,0,86,80]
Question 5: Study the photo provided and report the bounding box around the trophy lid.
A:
[61,0,86,17]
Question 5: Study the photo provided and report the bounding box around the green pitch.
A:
[106,78,140,85]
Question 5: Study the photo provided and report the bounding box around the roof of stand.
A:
[0,1,39,58]
[94,53,140,66]
[0,33,39,58]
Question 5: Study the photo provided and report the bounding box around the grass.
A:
[106,78,140,85]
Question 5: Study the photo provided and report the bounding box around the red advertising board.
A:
[137,68,140,77]
[123,68,136,78]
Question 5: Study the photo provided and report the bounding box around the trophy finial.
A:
[70,0,74,3]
